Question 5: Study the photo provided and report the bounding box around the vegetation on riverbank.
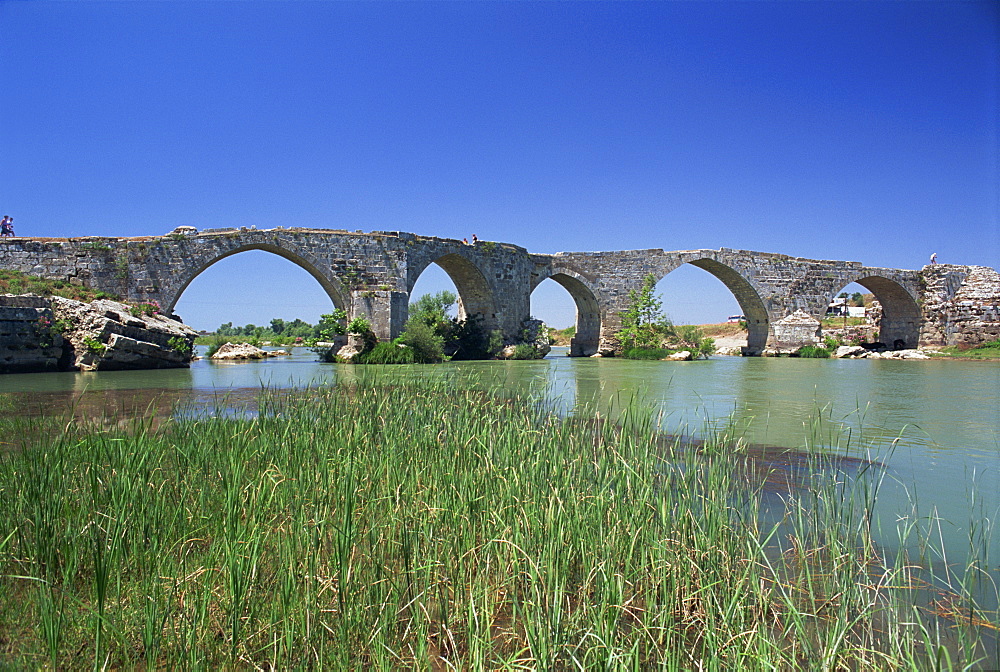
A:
[619,274,716,360]
[932,338,1000,360]
[0,269,118,303]
[0,380,994,668]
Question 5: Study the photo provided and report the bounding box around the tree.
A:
[618,274,674,350]
[315,309,349,340]
[409,291,457,328]
[270,318,285,335]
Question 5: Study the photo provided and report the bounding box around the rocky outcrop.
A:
[210,342,286,360]
[0,295,197,374]
[51,297,197,371]
[919,265,1000,348]
[832,344,930,359]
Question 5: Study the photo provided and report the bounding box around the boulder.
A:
[867,349,930,360]
[211,342,269,360]
[833,345,867,358]
[666,350,692,361]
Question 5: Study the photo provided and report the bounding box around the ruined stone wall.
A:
[0,295,66,373]
[919,265,1000,347]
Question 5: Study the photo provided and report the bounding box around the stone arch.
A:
[834,274,921,348]
[407,252,498,329]
[531,267,602,356]
[164,243,347,314]
[664,258,771,353]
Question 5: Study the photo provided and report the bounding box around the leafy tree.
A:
[315,309,349,340]
[618,274,674,351]
[409,291,457,328]
[269,318,285,335]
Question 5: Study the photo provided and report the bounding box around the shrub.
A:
[698,337,716,359]
[83,336,106,354]
[622,347,675,360]
[167,336,193,356]
[507,343,542,360]
[796,345,831,358]
[205,336,228,358]
[353,342,416,364]
[129,301,161,317]
[397,319,445,363]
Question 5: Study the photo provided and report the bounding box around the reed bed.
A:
[0,378,995,669]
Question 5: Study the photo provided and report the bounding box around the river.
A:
[2,346,999,588]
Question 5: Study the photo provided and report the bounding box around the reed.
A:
[0,378,995,669]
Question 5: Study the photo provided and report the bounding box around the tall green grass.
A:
[0,380,995,669]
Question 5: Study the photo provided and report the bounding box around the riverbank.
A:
[0,380,995,668]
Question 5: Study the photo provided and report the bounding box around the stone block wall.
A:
[919,265,1000,347]
[0,295,66,373]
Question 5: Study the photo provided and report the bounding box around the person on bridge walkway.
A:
[0,216,13,238]
[930,252,938,264]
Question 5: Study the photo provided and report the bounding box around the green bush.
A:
[353,342,416,364]
[507,343,542,360]
[83,336,106,354]
[167,336,193,356]
[397,318,445,363]
[205,335,228,358]
[796,345,831,358]
[622,347,676,360]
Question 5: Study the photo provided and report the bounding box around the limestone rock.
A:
[1,294,197,373]
[833,345,867,358]
[51,297,197,371]
[211,342,269,360]
[666,350,692,361]
[867,349,930,360]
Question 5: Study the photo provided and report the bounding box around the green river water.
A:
[2,346,999,590]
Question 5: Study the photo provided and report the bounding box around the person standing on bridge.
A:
[0,216,13,237]
[930,252,938,264]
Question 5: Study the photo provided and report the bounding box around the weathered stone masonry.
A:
[2,228,997,355]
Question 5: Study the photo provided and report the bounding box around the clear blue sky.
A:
[2,1,996,331]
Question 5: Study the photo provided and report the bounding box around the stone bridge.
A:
[0,227,988,355]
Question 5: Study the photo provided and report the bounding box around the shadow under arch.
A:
[165,243,348,314]
[408,253,498,329]
[532,268,602,356]
[838,274,921,348]
[674,258,770,354]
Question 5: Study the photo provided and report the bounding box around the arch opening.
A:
[531,274,602,357]
[409,262,460,319]
[170,247,343,333]
[655,260,769,354]
[828,277,921,349]
[408,253,497,331]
